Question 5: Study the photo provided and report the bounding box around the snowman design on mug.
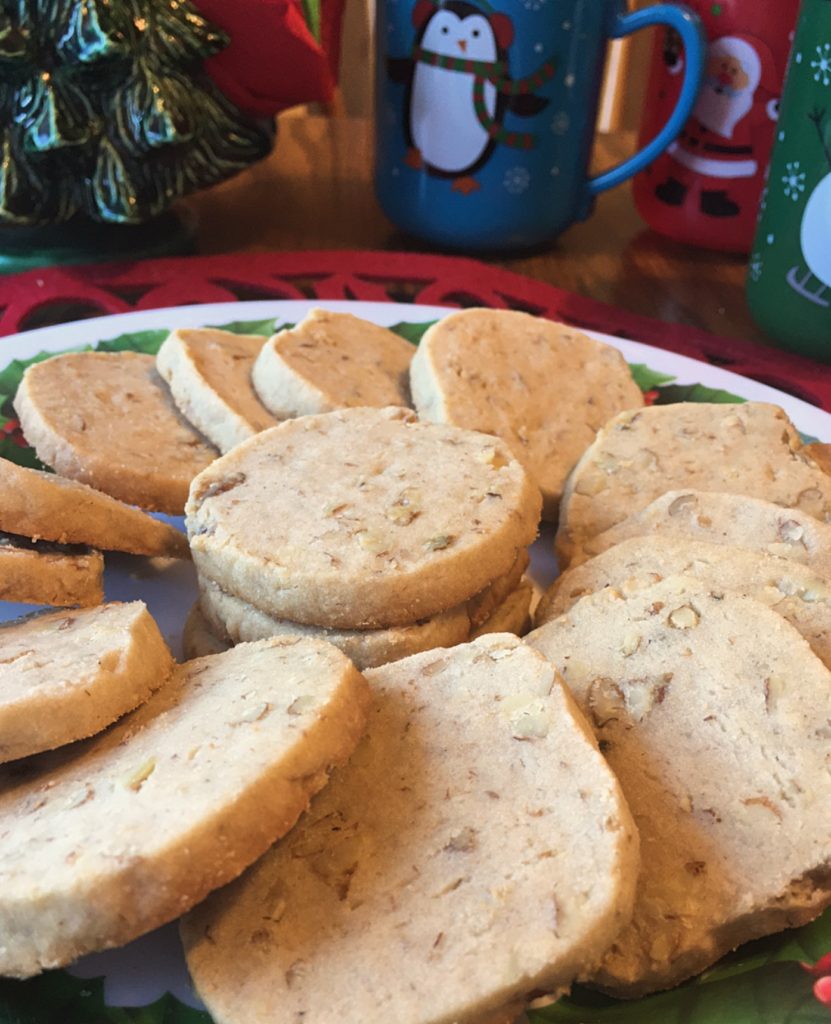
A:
[387,0,557,194]
[786,108,831,308]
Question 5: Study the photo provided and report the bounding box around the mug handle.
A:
[587,3,705,196]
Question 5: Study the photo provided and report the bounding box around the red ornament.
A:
[192,0,345,116]
[634,1,799,253]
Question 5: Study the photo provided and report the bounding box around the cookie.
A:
[182,636,639,1024]
[526,579,831,997]
[0,532,103,607]
[471,581,533,638]
[0,636,370,978]
[805,442,831,476]
[536,535,831,669]
[156,328,277,454]
[570,489,831,573]
[0,459,188,558]
[186,407,542,628]
[182,602,231,659]
[555,402,831,565]
[197,576,471,669]
[252,308,414,418]
[14,351,218,513]
[0,602,172,763]
[409,309,643,520]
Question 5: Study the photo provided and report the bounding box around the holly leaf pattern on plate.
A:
[213,317,283,337]
[529,960,828,1023]
[389,320,436,345]
[0,317,828,1024]
[0,971,211,1024]
[628,363,677,392]
[652,382,746,405]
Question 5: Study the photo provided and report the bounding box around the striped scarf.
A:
[414,46,556,149]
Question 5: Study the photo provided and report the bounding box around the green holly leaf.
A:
[628,363,676,392]
[702,907,831,981]
[529,961,825,1023]
[214,318,281,337]
[0,432,47,471]
[95,330,169,355]
[0,970,213,1024]
[390,321,436,346]
[652,383,746,405]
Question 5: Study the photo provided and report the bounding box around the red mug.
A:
[633,1,799,253]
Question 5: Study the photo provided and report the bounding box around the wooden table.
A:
[185,114,768,344]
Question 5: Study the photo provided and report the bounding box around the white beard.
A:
[694,82,753,139]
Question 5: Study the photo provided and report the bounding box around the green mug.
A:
[746,0,831,360]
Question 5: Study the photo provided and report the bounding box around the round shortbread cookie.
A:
[0,459,188,558]
[527,579,831,997]
[409,309,643,520]
[182,636,639,1024]
[570,489,831,572]
[14,351,218,513]
[471,581,533,639]
[0,532,103,607]
[186,407,542,628]
[156,328,277,454]
[0,602,173,763]
[0,637,370,978]
[197,576,471,669]
[252,308,414,418]
[536,536,831,670]
[555,402,831,565]
[182,602,231,659]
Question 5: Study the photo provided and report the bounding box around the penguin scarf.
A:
[413,46,557,149]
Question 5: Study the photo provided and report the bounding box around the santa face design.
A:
[695,37,761,140]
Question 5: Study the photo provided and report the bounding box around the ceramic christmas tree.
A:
[0,0,274,268]
[746,0,831,359]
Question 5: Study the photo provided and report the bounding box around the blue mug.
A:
[375,0,704,251]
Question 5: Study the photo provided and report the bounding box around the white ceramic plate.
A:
[1,299,829,1019]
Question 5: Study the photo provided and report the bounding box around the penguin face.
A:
[421,10,498,62]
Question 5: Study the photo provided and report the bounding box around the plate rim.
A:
[0,298,828,441]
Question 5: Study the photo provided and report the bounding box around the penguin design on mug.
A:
[388,0,556,194]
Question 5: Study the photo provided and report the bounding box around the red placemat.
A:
[1,249,829,410]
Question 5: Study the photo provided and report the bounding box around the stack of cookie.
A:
[527,577,831,997]
[521,399,831,997]
[185,406,542,667]
[554,401,831,566]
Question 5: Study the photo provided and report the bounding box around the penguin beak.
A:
[457,39,467,53]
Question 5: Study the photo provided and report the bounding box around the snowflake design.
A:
[504,166,531,194]
[550,111,570,136]
[522,0,547,9]
[811,43,831,86]
[749,252,763,282]
[782,161,806,200]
